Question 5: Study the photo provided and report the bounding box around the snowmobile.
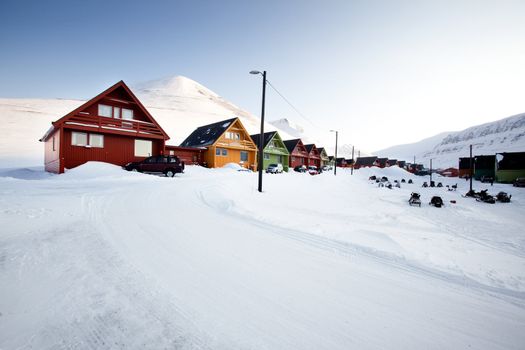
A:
[437,182,443,188]
[409,192,422,207]
[430,181,436,187]
[401,179,406,183]
[496,192,511,203]
[395,182,401,188]
[385,182,393,189]
[476,190,496,204]
[408,179,413,184]
[369,175,377,181]
[429,196,444,208]
[381,176,389,182]
[422,182,429,188]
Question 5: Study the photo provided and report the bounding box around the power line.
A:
[265,79,321,129]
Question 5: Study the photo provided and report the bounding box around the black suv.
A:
[124,156,184,177]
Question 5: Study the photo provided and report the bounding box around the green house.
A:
[250,131,290,171]
[496,152,525,183]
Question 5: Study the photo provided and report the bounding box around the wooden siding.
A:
[44,128,61,173]
[165,146,204,165]
[62,129,164,170]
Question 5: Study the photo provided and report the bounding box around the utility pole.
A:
[249,70,266,193]
[351,145,354,175]
[430,159,433,183]
[469,144,473,192]
[330,130,338,175]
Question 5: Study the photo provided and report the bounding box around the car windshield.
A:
[269,164,277,167]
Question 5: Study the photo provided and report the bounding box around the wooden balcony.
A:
[62,114,165,139]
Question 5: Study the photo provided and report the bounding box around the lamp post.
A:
[250,70,266,193]
[330,130,338,175]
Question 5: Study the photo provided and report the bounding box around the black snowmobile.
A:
[409,192,422,207]
[401,179,406,183]
[369,175,377,181]
[422,182,429,188]
[496,191,511,203]
[476,190,496,204]
[437,182,443,188]
[429,196,444,208]
[408,179,413,184]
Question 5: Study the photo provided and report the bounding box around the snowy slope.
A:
[1,164,524,349]
[376,113,525,168]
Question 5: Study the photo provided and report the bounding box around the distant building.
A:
[495,152,525,183]
[354,156,378,169]
[284,139,309,169]
[250,131,290,171]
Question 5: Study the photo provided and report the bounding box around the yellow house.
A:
[180,117,258,169]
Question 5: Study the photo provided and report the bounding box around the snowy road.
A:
[1,163,524,349]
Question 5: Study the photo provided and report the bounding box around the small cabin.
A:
[386,159,397,167]
[374,158,388,168]
[397,160,406,169]
[180,117,257,170]
[304,144,321,168]
[250,131,290,171]
[495,152,525,183]
[39,81,169,173]
[354,156,378,169]
[284,139,309,169]
[458,157,473,178]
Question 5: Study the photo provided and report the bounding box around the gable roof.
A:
[376,157,388,166]
[355,156,378,166]
[283,139,305,154]
[40,80,169,141]
[180,117,238,147]
[304,144,319,155]
[250,131,277,149]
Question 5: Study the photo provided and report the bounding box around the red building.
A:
[284,139,309,169]
[304,144,321,168]
[40,81,169,173]
[165,145,205,166]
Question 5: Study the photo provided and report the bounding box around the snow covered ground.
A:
[1,164,524,349]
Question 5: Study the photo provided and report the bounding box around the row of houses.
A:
[458,153,525,183]
[40,81,338,173]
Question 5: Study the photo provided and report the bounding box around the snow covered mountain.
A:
[375,113,525,168]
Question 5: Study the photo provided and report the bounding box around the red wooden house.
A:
[40,81,169,173]
[284,139,309,169]
[165,145,205,166]
[374,158,388,168]
[304,144,321,168]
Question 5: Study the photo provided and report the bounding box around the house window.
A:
[113,107,121,119]
[71,132,88,146]
[89,134,104,148]
[122,108,133,120]
[52,136,56,151]
[134,139,152,157]
[278,155,283,163]
[216,148,228,156]
[264,153,270,160]
[240,151,248,162]
[222,148,228,156]
[169,150,175,156]
[225,132,240,140]
[216,148,221,156]
[98,104,112,118]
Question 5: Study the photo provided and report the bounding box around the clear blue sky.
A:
[1,0,524,151]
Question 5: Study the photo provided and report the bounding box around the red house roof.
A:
[40,80,169,142]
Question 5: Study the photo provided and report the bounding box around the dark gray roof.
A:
[304,144,316,153]
[376,158,388,166]
[250,131,277,149]
[180,117,237,147]
[355,156,378,166]
[283,139,301,153]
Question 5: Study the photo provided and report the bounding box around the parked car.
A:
[307,166,319,175]
[513,177,525,187]
[294,165,307,173]
[124,155,184,177]
[322,165,332,172]
[266,163,284,174]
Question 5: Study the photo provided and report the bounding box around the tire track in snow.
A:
[195,187,525,306]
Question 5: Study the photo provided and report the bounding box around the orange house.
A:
[180,117,258,169]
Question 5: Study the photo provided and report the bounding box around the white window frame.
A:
[89,134,104,148]
[122,108,134,120]
[113,107,121,119]
[98,104,112,118]
[71,132,88,146]
[134,139,152,157]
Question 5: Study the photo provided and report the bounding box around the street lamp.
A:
[250,70,266,193]
[330,130,338,175]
